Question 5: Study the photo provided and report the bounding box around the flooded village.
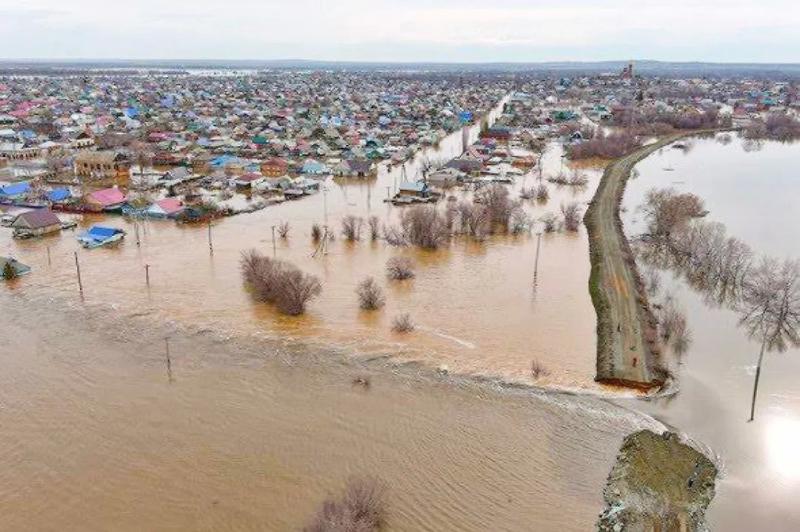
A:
[3,60,800,531]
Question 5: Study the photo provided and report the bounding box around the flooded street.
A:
[622,134,800,530]
[1,103,602,389]
[0,288,660,531]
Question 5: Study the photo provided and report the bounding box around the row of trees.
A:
[743,112,800,141]
[637,187,800,420]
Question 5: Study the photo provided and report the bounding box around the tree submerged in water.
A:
[3,261,18,280]
[305,477,387,532]
[240,249,322,316]
[738,258,800,421]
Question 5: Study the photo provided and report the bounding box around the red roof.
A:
[87,188,126,206]
[153,198,183,214]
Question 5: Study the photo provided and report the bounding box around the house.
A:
[260,157,288,177]
[481,126,513,143]
[234,172,266,189]
[445,157,484,176]
[77,225,126,248]
[398,181,430,198]
[11,209,62,237]
[146,198,185,218]
[427,167,464,188]
[71,130,95,149]
[84,187,127,212]
[344,159,375,177]
[1,257,31,278]
[74,151,130,180]
[301,159,328,175]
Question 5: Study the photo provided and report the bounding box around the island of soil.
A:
[598,430,717,532]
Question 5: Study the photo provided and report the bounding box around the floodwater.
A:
[0,287,663,531]
[622,133,800,530]
[1,103,602,390]
[0,103,653,531]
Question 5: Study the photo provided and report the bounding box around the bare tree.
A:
[357,277,385,310]
[455,201,489,239]
[277,221,290,239]
[392,313,415,333]
[240,249,322,316]
[383,225,407,247]
[640,188,706,240]
[738,258,800,421]
[560,202,583,232]
[535,183,549,202]
[540,212,560,233]
[476,184,518,229]
[342,215,364,242]
[311,223,322,243]
[399,205,449,249]
[368,216,380,241]
[386,257,415,280]
[530,359,550,379]
[305,477,386,532]
[510,209,533,235]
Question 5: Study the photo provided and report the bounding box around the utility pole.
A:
[74,251,83,294]
[271,225,277,257]
[46,246,51,266]
[145,264,150,287]
[165,337,173,383]
[208,220,213,255]
[533,232,543,285]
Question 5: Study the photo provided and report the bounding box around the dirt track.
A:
[585,134,692,388]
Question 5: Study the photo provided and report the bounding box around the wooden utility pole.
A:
[74,251,83,294]
[208,221,213,255]
[533,232,543,284]
[165,337,173,383]
[271,225,277,257]
[145,264,150,287]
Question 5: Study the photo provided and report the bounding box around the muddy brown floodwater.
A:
[0,103,657,531]
[1,102,603,390]
[0,288,665,531]
[622,133,800,530]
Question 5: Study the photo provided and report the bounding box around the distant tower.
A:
[621,61,635,80]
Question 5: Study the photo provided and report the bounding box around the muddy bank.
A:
[598,430,717,532]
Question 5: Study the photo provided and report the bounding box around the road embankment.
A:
[585,133,699,389]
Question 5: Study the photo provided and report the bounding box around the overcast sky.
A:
[1,0,798,63]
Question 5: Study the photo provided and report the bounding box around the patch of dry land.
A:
[598,430,717,532]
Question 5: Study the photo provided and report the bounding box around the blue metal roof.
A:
[47,188,71,202]
[87,226,123,238]
[0,182,30,196]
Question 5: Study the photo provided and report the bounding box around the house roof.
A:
[13,209,61,229]
[347,159,373,173]
[87,188,126,206]
[0,182,31,196]
[47,188,71,202]
[151,198,184,214]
